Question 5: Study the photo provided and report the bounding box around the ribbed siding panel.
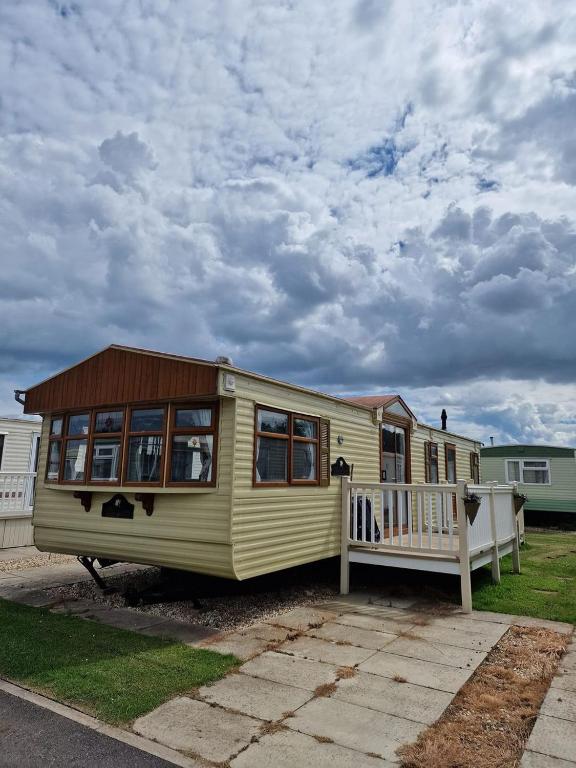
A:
[0,518,34,548]
[0,419,40,473]
[230,376,380,579]
[412,425,480,483]
[32,400,235,578]
[481,455,576,513]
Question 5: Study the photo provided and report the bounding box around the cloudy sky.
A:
[1,0,575,445]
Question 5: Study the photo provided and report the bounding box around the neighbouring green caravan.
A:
[481,444,576,526]
[17,345,482,580]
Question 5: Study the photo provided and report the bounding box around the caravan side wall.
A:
[481,452,576,515]
[228,375,380,580]
[0,418,40,548]
[33,399,237,576]
[412,424,480,484]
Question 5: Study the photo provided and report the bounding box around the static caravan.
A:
[0,417,41,548]
[481,445,576,527]
[18,345,482,581]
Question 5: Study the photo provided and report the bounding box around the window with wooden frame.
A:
[254,406,329,487]
[167,405,218,486]
[445,443,457,484]
[44,402,218,487]
[470,451,480,483]
[424,441,439,483]
[0,434,4,470]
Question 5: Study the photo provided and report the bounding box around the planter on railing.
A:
[513,493,528,515]
[463,493,481,525]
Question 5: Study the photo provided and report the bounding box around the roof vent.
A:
[215,355,233,366]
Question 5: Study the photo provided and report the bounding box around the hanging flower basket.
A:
[513,493,528,514]
[463,493,481,525]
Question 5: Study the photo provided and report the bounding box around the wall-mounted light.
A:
[337,434,344,445]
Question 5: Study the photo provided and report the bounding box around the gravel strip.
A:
[45,567,338,631]
[0,553,76,573]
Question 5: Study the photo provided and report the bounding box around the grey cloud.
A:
[1,0,576,445]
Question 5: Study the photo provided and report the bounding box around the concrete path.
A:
[521,635,576,767]
[2,560,574,765]
[134,593,535,766]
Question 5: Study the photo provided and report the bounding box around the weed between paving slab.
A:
[397,624,570,768]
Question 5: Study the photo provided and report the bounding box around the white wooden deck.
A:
[340,479,522,612]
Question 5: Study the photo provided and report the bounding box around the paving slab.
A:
[427,614,511,639]
[2,588,58,607]
[359,651,473,694]
[236,622,293,643]
[266,606,338,630]
[332,670,454,725]
[278,635,376,666]
[308,621,397,651]
[198,632,269,660]
[541,688,576,722]
[230,727,394,767]
[334,611,416,635]
[133,696,261,763]
[404,622,502,652]
[199,672,312,720]
[61,604,168,632]
[525,714,576,763]
[371,595,420,610]
[381,635,485,669]
[288,695,424,762]
[520,750,576,767]
[240,651,338,691]
[551,670,576,693]
[560,651,576,673]
[138,619,216,645]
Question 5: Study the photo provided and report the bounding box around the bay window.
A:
[45,402,218,487]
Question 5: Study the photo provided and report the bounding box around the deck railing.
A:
[0,472,37,516]
[340,478,521,612]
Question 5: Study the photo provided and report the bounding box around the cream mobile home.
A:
[17,345,520,609]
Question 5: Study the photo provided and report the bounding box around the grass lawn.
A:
[473,530,576,624]
[0,598,237,725]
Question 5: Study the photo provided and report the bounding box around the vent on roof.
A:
[215,356,233,366]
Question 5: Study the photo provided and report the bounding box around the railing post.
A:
[511,482,521,574]
[340,476,351,595]
[488,483,501,584]
[456,479,472,613]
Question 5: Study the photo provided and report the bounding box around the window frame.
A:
[123,405,168,488]
[506,458,551,485]
[87,408,126,486]
[59,410,92,485]
[166,402,219,488]
[470,451,480,484]
[444,443,457,484]
[424,441,439,484]
[253,405,320,487]
[44,401,219,488]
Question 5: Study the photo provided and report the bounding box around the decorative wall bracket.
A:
[73,490,92,512]
[135,493,155,516]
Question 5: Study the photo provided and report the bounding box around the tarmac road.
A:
[0,690,179,768]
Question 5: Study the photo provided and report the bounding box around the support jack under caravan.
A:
[77,555,119,593]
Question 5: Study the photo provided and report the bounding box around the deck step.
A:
[349,545,459,562]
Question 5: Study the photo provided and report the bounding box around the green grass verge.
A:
[0,598,237,725]
[473,530,576,624]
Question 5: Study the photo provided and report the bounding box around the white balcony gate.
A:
[0,472,37,516]
[340,478,522,613]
